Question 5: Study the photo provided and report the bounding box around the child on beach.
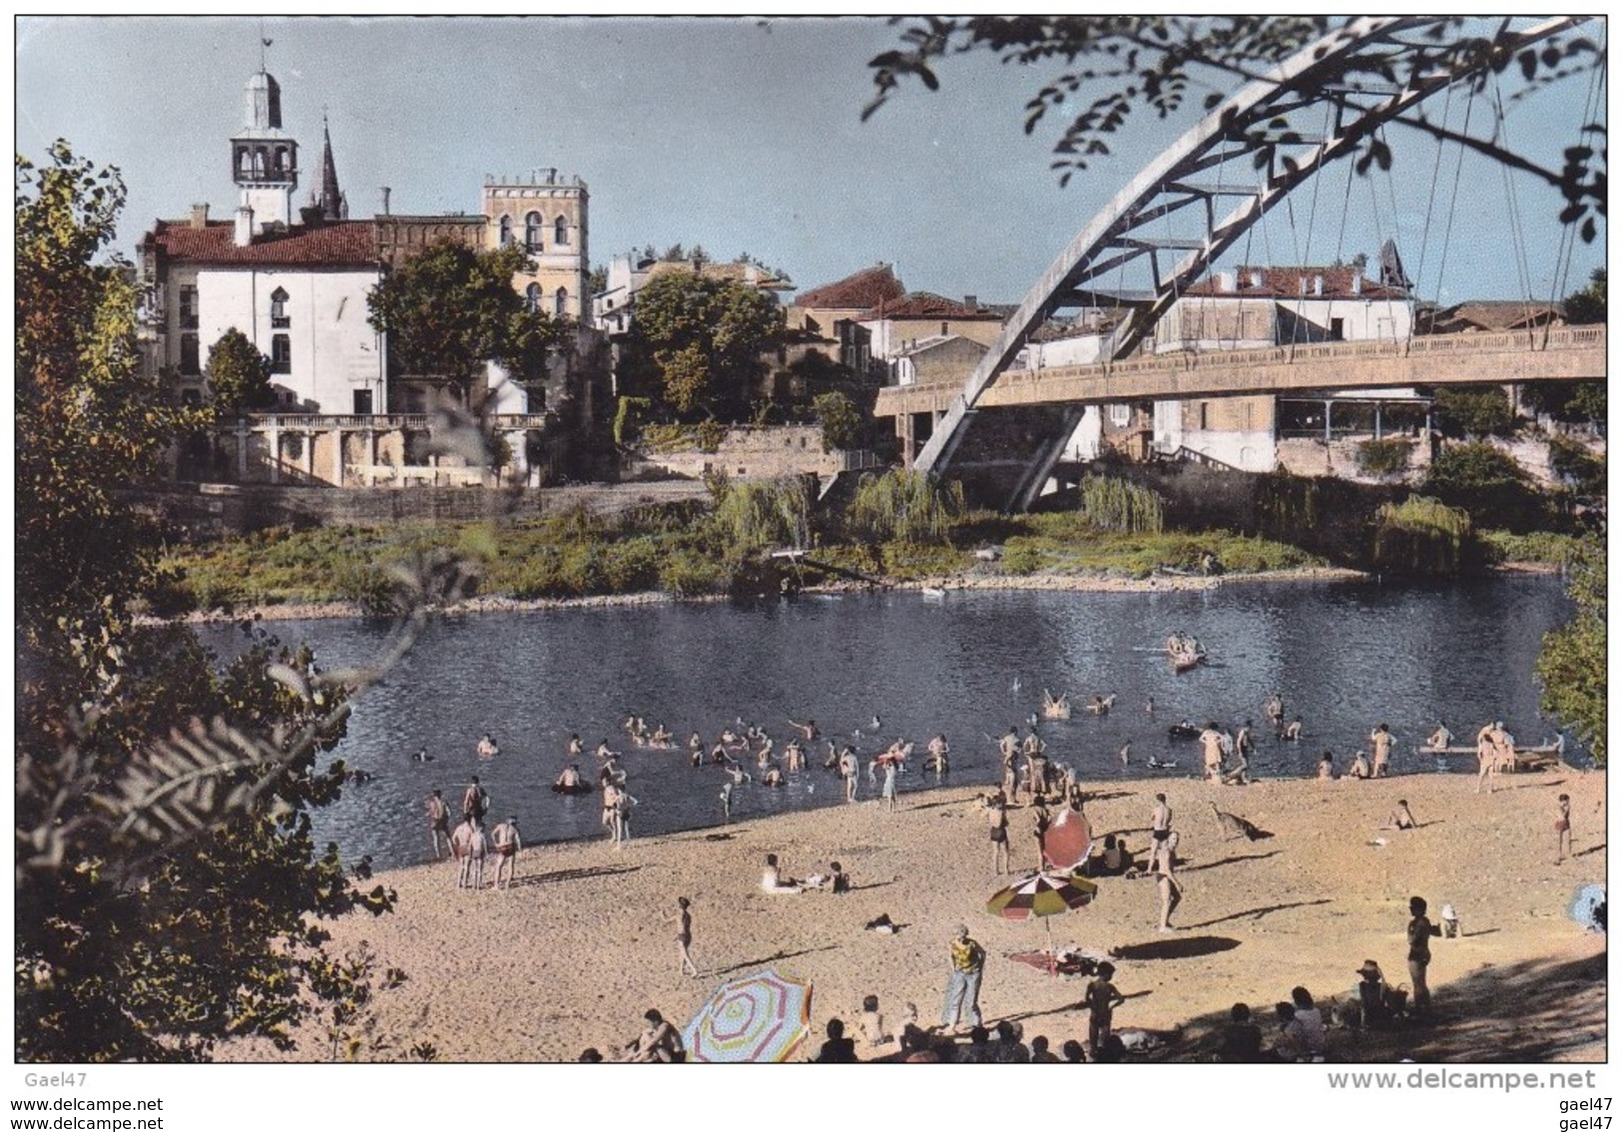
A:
[1555,793,1572,863]
[859,995,889,1049]
[1083,962,1126,1058]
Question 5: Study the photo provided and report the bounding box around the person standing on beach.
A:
[490,815,521,889]
[1155,843,1183,932]
[941,925,986,1033]
[1406,896,1441,1016]
[426,789,451,860]
[1151,793,1173,862]
[880,758,898,811]
[449,815,474,887]
[1369,723,1395,778]
[668,896,699,977]
[461,817,488,891]
[1555,793,1572,863]
[1083,961,1126,1058]
[986,792,1011,874]
[1199,723,1225,782]
[1475,723,1498,794]
[839,745,859,803]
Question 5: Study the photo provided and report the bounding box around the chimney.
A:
[189,203,210,229]
[234,206,254,247]
[1313,274,1324,297]
[299,204,324,229]
[1249,269,1263,289]
[1352,274,1363,297]
[1216,271,1235,293]
[381,186,391,215]
[964,294,978,309]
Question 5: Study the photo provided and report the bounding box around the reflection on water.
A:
[199,576,1575,870]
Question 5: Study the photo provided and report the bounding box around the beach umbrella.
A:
[682,968,813,1063]
[986,872,1099,969]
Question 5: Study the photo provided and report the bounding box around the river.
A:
[198,574,1577,871]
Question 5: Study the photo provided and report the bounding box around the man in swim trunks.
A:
[1150,794,1173,872]
[491,815,522,889]
[555,764,583,791]
[986,792,1010,874]
[426,789,450,860]
[462,776,489,823]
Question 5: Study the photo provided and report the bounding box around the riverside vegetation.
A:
[156,470,1584,616]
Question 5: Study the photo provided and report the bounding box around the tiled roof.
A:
[644,259,793,290]
[1182,265,1403,301]
[1426,300,1564,333]
[794,263,905,310]
[142,219,380,268]
[858,291,1002,321]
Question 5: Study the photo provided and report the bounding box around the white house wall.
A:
[196,267,384,412]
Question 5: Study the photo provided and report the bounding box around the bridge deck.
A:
[875,327,1605,418]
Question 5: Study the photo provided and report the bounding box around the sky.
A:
[16,15,1607,307]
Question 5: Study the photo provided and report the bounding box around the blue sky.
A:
[17,15,1605,305]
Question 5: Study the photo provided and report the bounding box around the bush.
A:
[1076,474,1164,533]
[1421,442,1545,532]
[658,550,726,597]
[847,470,966,544]
[1547,435,1606,497]
[713,478,811,550]
[1371,496,1473,577]
[813,390,866,453]
[1355,437,1413,479]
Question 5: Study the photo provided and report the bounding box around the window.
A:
[940,322,949,336]
[1109,403,1132,427]
[273,146,290,177]
[270,334,291,374]
[554,215,569,245]
[554,287,568,316]
[525,283,542,314]
[525,212,543,251]
[179,333,200,376]
[353,389,374,415]
[499,215,513,247]
[270,287,290,328]
[179,285,198,329]
[1330,317,1345,341]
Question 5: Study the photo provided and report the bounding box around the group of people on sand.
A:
[424,776,523,891]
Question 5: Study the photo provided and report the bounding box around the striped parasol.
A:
[682,968,813,1062]
[987,872,1099,971]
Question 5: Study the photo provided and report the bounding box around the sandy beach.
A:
[224,762,1605,1063]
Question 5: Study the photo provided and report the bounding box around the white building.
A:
[139,66,386,414]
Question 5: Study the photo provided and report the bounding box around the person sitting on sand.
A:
[1028,1035,1060,1063]
[1384,800,1417,830]
[992,1019,1030,1063]
[621,1009,683,1063]
[1061,1039,1087,1063]
[1348,751,1371,780]
[490,815,521,889]
[1100,834,1132,876]
[1354,960,1396,1029]
[1277,987,1327,1062]
[761,853,802,894]
[859,995,889,1049]
[1316,751,1335,780]
[1427,723,1454,751]
[1216,1003,1267,1062]
[813,1018,857,1063]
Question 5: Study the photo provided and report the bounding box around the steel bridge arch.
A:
[911,15,1592,509]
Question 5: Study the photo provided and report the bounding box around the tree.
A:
[366,240,570,394]
[1535,537,1605,766]
[1432,384,1517,439]
[1563,266,1606,324]
[17,141,396,1061]
[1420,440,1543,531]
[864,17,1604,236]
[204,327,274,417]
[813,390,867,452]
[630,271,784,420]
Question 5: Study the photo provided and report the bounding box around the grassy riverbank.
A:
[158,499,1326,615]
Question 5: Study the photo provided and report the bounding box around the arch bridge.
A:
[892,15,1602,509]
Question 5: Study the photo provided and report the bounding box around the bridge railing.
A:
[239,413,553,430]
[993,326,1605,388]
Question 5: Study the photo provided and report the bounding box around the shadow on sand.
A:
[1181,850,1281,873]
[1135,950,1605,1062]
[1181,898,1331,929]
[707,944,841,977]
[510,864,641,888]
[1110,935,1241,961]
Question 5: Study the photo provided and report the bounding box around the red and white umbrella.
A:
[986,872,1098,972]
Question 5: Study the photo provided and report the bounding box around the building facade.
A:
[481,171,590,321]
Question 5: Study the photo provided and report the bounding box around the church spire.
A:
[318,114,345,222]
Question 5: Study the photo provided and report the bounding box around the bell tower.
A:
[230,62,298,232]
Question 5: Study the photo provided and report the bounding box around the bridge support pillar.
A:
[898,411,915,470]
